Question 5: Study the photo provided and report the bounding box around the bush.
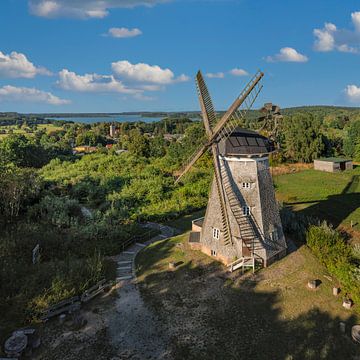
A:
[306,222,360,304]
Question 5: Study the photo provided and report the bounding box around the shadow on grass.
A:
[136,239,359,360]
[286,175,360,229]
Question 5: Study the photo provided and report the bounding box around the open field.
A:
[136,234,360,360]
[274,167,360,232]
[0,123,63,138]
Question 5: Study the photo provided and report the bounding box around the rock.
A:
[333,287,340,296]
[59,314,66,324]
[4,333,27,357]
[342,298,353,310]
[352,325,360,343]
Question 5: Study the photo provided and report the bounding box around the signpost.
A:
[32,244,40,265]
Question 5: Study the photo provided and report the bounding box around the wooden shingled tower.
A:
[176,71,287,271]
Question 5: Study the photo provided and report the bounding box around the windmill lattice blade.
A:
[210,70,263,142]
[174,141,210,184]
[175,70,263,184]
[196,71,216,137]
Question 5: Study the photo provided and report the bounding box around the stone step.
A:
[117,266,132,270]
[116,275,133,281]
[135,242,146,247]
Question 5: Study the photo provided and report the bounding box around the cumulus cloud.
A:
[0,51,51,78]
[106,27,142,38]
[29,0,169,19]
[266,47,308,63]
[111,60,189,84]
[229,68,248,76]
[57,69,140,94]
[314,12,360,53]
[0,85,69,105]
[205,72,225,79]
[344,84,360,103]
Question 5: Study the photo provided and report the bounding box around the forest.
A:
[0,106,360,337]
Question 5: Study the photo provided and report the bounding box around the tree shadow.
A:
[285,175,360,229]
[136,239,359,360]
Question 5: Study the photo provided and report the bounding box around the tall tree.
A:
[283,113,325,162]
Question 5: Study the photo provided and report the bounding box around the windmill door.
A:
[242,242,251,257]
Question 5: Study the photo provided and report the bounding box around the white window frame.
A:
[242,206,251,216]
[242,182,251,189]
[270,229,279,242]
[212,227,220,240]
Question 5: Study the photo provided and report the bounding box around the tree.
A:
[0,164,41,220]
[126,129,150,157]
[283,113,325,163]
[343,120,360,157]
[149,136,166,158]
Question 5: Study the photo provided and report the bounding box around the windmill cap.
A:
[218,127,276,157]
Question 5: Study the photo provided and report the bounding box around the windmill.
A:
[177,70,287,271]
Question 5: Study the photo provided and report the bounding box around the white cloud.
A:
[314,12,360,53]
[106,27,142,38]
[111,60,189,84]
[205,72,225,79]
[344,84,360,103]
[0,51,51,78]
[29,0,169,19]
[266,47,308,63]
[57,69,140,94]
[0,85,70,105]
[229,68,248,76]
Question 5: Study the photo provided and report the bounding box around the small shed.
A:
[314,158,353,173]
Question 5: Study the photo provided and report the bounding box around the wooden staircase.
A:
[228,256,255,273]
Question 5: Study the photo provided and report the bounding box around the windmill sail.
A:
[175,70,263,184]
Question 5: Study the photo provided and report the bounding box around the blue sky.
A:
[1,0,360,113]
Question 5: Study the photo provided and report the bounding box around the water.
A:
[48,114,165,124]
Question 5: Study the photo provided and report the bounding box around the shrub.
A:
[306,222,360,304]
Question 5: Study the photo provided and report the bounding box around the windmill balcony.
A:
[189,217,204,251]
[192,217,204,232]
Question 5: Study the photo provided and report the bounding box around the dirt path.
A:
[107,224,177,359]
[107,238,172,359]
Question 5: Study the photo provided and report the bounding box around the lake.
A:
[49,114,165,124]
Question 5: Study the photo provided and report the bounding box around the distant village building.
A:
[109,124,116,138]
[72,146,98,155]
[163,133,183,142]
[314,158,353,173]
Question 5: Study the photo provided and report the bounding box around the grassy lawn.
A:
[136,234,360,360]
[0,123,63,138]
[162,209,206,232]
[274,167,360,231]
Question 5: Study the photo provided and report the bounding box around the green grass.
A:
[274,167,360,230]
[136,234,360,359]
[0,124,63,138]
[162,209,206,232]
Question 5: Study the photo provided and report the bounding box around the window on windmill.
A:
[270,229,279,242]
[211,249,217,256]
[242,182,251,189]
[242,206,251,216]
[212,228,220,240]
